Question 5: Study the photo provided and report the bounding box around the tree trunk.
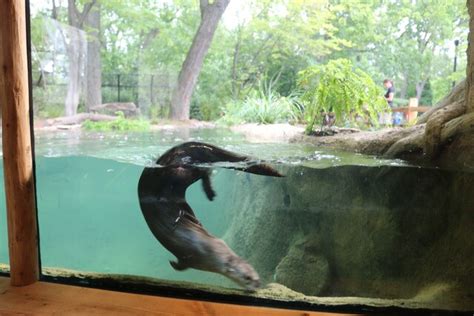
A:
[64,27,84,116]
[415,79,427,100]
[64,0,97,116]
[170,0,231,120]
[85,2,101,111]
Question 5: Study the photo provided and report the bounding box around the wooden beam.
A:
[0,277,358,316]
[391,106,430,113]
[0,0,39,286]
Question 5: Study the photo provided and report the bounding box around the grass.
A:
[82,111,150,131]
[218,80,301,125]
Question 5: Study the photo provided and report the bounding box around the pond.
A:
[0,128,472,312]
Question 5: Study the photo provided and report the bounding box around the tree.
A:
[64,0,101,116]
[298,59,387,133]
[170,0,231,120]
[85,2,102,111]
[229,0,349,100]
[376,1,466,101]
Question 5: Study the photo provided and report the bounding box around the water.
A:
[1,128,472,311]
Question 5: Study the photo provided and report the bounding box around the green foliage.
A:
[33,85,65,118]
[30,0,467,122]
[298,59,388,134]
[420,81,433,105]
[82,112,150,131]
[393,98,409,107]
[189,100,203,120]
[218,80,300,125]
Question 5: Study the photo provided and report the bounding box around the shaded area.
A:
[223,165,474,311]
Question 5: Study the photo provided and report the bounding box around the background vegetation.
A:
[30,0,468,130]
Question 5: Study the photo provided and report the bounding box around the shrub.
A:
[218,80,301,125]
[298,58,388,134]
[82,111,150,131]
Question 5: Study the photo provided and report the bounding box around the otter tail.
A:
[230,163,283,177]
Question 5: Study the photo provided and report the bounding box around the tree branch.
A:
[68,0,80,26]
[52,0,58,19]
[78,0,97,28]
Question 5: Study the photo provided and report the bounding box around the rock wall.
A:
[222,165,474,306]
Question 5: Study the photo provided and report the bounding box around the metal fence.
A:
[32,71,176,115]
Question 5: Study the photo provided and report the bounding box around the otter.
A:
[137,142,282,290]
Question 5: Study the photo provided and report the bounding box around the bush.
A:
[298,58,388,134]
[82,111,150,131]
[218,80,301,125]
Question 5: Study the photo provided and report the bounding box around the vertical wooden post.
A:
[0,0,39,286]
[407,97,419,122]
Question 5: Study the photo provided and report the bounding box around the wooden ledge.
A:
[0,277,357,315]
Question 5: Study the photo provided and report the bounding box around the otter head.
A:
[223,255,260,291]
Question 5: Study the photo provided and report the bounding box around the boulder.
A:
[90,102,140,117]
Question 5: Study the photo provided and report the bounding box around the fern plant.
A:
[298,59,388,134]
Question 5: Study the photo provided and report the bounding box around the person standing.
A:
[382,79,400,125]
[383,79,395,107]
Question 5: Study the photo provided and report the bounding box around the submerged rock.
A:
[221,164,474,310]
[274,243,329,296]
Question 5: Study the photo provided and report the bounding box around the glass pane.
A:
[29,0,473,313]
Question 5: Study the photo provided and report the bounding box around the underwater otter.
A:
[138,142,282,290]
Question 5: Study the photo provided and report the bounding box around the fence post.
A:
[407,97,419,122]
[117,74,121,102]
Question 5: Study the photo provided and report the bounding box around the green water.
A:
[35,156,237,284]
[0,128,403,274]
[1,129,472,311]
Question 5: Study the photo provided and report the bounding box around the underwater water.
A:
[1,128,473,311]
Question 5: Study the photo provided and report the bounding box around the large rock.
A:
[220,164,474,310]
[90,102,140,117]
[274,237,329,295]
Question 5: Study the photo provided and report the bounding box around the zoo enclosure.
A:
[32,71,176,115]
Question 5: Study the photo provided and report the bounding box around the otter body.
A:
[138,142,282,290]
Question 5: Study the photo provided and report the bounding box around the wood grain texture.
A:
[0,277,358,316]
[0,0,39,285]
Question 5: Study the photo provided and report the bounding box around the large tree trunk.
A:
[170,0,230,120]
[64,0,97,116]
[64,26,84,116]
[85,2,101,111]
